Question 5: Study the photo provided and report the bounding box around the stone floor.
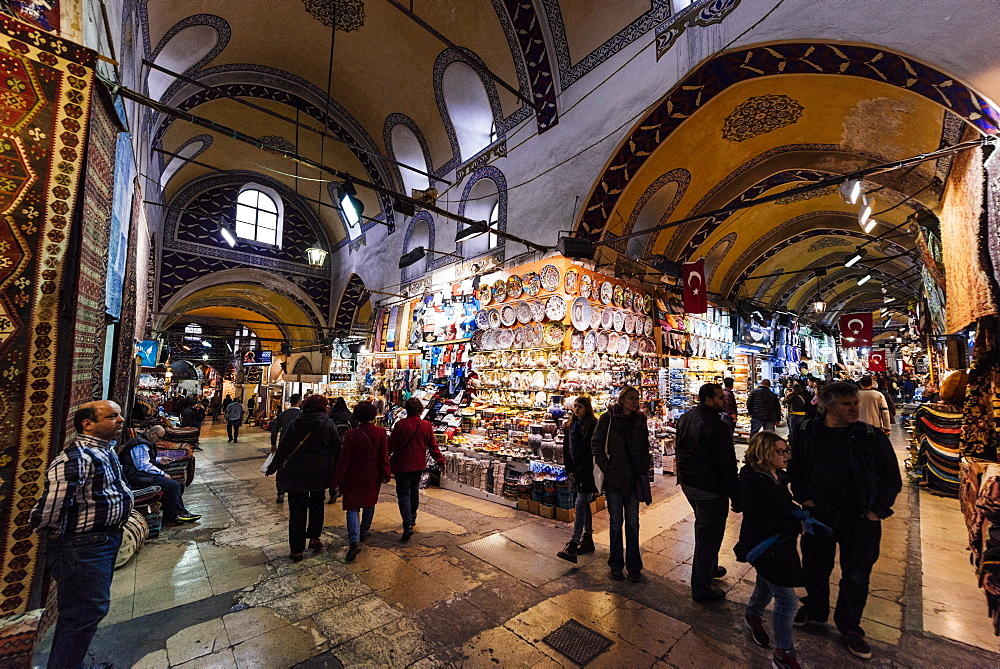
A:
[33,420,1000,667]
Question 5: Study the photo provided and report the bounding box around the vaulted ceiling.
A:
[121,0,999,339]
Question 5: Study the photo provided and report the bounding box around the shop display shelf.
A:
[439,478,518,507]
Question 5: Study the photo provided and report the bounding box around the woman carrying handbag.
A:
[592,386,652,582]
[266,395,341,562]
[388,398,444,542]
[332,401,391,561]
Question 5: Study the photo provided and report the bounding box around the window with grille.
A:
[235,188,282,246]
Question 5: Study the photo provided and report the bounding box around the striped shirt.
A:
[30,435,134,535]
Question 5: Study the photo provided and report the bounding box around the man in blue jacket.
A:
[788,381,902,661]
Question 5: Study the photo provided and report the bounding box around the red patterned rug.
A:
[0,16,97,615]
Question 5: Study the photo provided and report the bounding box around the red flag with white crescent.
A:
[838,312,873,347]
[683,259,707,314]
[868,349,887,372]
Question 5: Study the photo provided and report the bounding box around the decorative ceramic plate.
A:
[590,305,602,330]
[600,281,613,305]
[507,275,524,300]
[620,287,631,311]
[513,326,525,348]
[543,321,566,346]
[523,272,541,296]
[477,284,492,305]
[546,295,567,321]
[530,323,544,346]
[540,264,560,292]
[629,337,640,356]
[498,328,514,349]
[571,330,584,351]
[488,308,501,329]
[530,299,546,322]
[471,329,484,348]
[492,280,507,303]
[516,301,532,324]
[500,304,516,327]
[596,331,609,353]
[618,334,630,356]
[580,274,592,300]
[613,309,625,332]
[564,269,579,295]
[584,331,597,353]
[612,285,623,307]
[643,294,652,314]
[562,350,574,367]
[475,310,491,329]
[608,332,620,354]
[644,316,653,337]
[571,297,592,331]
[601,307,614,330]
[624,313,636,334]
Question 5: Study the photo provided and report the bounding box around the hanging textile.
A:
[63,82,121,428]
[941,144,998,333]
[0,15,98,614]
[912,403,962,496]
[959,457,1000,635]
[961,316,1000,461]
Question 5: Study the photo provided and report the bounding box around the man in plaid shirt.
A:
[31,400,134,668]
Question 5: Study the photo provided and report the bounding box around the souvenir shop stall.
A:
[772,316,804,378]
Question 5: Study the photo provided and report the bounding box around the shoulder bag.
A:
[276,432,312,471]
[593,416,609,493]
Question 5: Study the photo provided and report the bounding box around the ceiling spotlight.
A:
[202,353,209,360]
[455,220,491,243]
[840,179,863,205]
[857,273,872,286]
[858,194,874,228]
[895,335,903,343]
[335,180,365,228]
[202,340,212,348]
[219,223,237,248]
[844,249,866,267]
[398,245,463,269]
[862,217,878,234]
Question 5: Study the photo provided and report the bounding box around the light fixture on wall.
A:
[398,245,463,269]
[219,222,237,248]
[844,248,866,268]
[455,220,491,243]
[857,273,872,286]
[305,245,328,268]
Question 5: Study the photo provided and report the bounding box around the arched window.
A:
[459,176,501,258]
[389,123,430,196]
[235,185,283,247]
[403,217,432,282]
[442,62,495,161]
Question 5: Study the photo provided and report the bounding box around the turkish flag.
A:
[838,312,873,347]
[682,259,707,314]
[868,349,887,372]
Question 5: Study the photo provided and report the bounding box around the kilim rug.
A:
[0,15,96,615]
[64,81,118,431]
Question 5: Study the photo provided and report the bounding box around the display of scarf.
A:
[959,457,1000,634]
[962,316,1000,461]
[912,403,963,496]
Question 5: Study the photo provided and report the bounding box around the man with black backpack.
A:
[787,381,902,661]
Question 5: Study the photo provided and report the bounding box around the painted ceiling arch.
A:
[575,40,1000,245]
[332,273,370,337]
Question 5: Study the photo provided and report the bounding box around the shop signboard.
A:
[242,349,272,366]
[137,340,159,368]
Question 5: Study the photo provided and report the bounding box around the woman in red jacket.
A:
[331,401,390,561]
[388,397,445,542]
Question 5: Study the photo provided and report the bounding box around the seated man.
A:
[121,426,200,524]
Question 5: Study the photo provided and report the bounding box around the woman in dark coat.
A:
[592,386,651,582]
[266,394,341,561]
[734,431,804,668]
[557,396,598,563]
[327,397,355,504]
[388,397,445,541]
[332,401,391,561]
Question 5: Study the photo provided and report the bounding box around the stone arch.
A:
[457,166,508,260]
[332,273,370,336]
[147,14,231,100]
[384,113,435,195]
[433,48,504,173]
[400,212,435,283]
[576,41,999,243]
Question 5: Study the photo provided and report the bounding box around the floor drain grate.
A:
[542,618,613,665]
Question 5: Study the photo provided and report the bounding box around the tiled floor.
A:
[34,420,1000,667]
